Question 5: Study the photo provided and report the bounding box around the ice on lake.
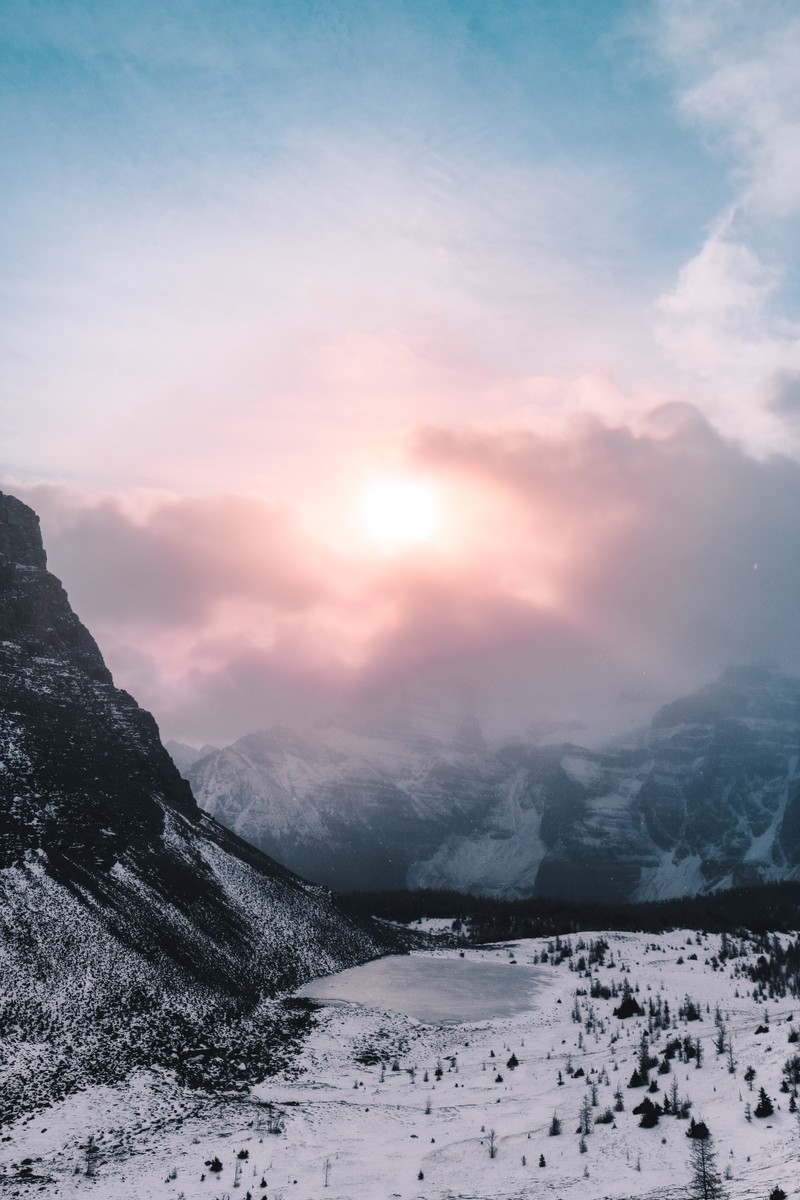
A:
[296,952,540,1024]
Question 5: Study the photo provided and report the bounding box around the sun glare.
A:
[359,478,442,546]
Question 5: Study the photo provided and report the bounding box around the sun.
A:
[359,477,442,546]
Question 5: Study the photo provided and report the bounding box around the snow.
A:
[408,773,549,896]
[2,930,799,1199]
[744,795,789,864]
[401,918,456,936]
[635,852,708,902]
[297,950,541,1023]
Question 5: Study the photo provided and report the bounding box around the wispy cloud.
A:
[653,0,800,444]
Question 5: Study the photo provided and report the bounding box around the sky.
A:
[3,0,800,747]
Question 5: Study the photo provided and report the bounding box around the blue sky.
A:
[4,1,800,743]
[3,0,771,490]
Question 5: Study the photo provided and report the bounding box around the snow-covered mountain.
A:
[184,666,800,902]
[0,492,394,1122]
[182,704,498,891]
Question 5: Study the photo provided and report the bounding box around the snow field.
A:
[2,930,799,1199]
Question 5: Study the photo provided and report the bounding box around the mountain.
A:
[0,491,395,1122]
[184,703,498,891]
[184,666,800,904]
[165,738,220,775]
[183,694,509,893]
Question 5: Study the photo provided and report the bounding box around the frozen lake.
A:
[296,952,540,1024]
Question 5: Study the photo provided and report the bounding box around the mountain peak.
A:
[0,490,113,683]
[0,491,47,569]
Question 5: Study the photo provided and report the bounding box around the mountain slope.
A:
[185,667,800,904]
[0,491,395,1120]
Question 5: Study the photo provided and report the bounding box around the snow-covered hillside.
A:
[4,929,799,1199]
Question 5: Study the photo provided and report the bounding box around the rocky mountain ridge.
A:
[182,666,800,903]
[0,491,395,1121]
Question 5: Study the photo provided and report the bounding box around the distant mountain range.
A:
[175,665,800,903]
[0,491,394,1121]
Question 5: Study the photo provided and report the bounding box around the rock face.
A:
[0,493,199,875]
[635,666,800,894]
[0,492,393,1119]
[184,711,501,892]
[185,666,800,903]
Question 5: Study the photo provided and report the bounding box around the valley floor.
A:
[2,931,798,1199]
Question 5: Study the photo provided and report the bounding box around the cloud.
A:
[400,406,800,732]
[769,371,800,416]
[652,1,800,445]
[10,403,800,747]
[655,222,800,442]
[657,0,800,220]
[20,487,332,624]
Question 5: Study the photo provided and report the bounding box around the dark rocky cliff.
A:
[0,492,395,1121]
[0,493,199,878]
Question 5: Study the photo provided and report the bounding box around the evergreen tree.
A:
[687,1130,725,1200]
[755,1087,774,1118]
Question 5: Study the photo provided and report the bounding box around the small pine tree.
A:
[84,1136,99,1178]
[754,1087,774,1118]
[687,1129,725,1199]
[549,1111,561,1136]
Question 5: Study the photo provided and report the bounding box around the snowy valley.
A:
[4,928,800,1200]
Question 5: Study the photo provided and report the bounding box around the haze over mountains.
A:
[175,665,800,903]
